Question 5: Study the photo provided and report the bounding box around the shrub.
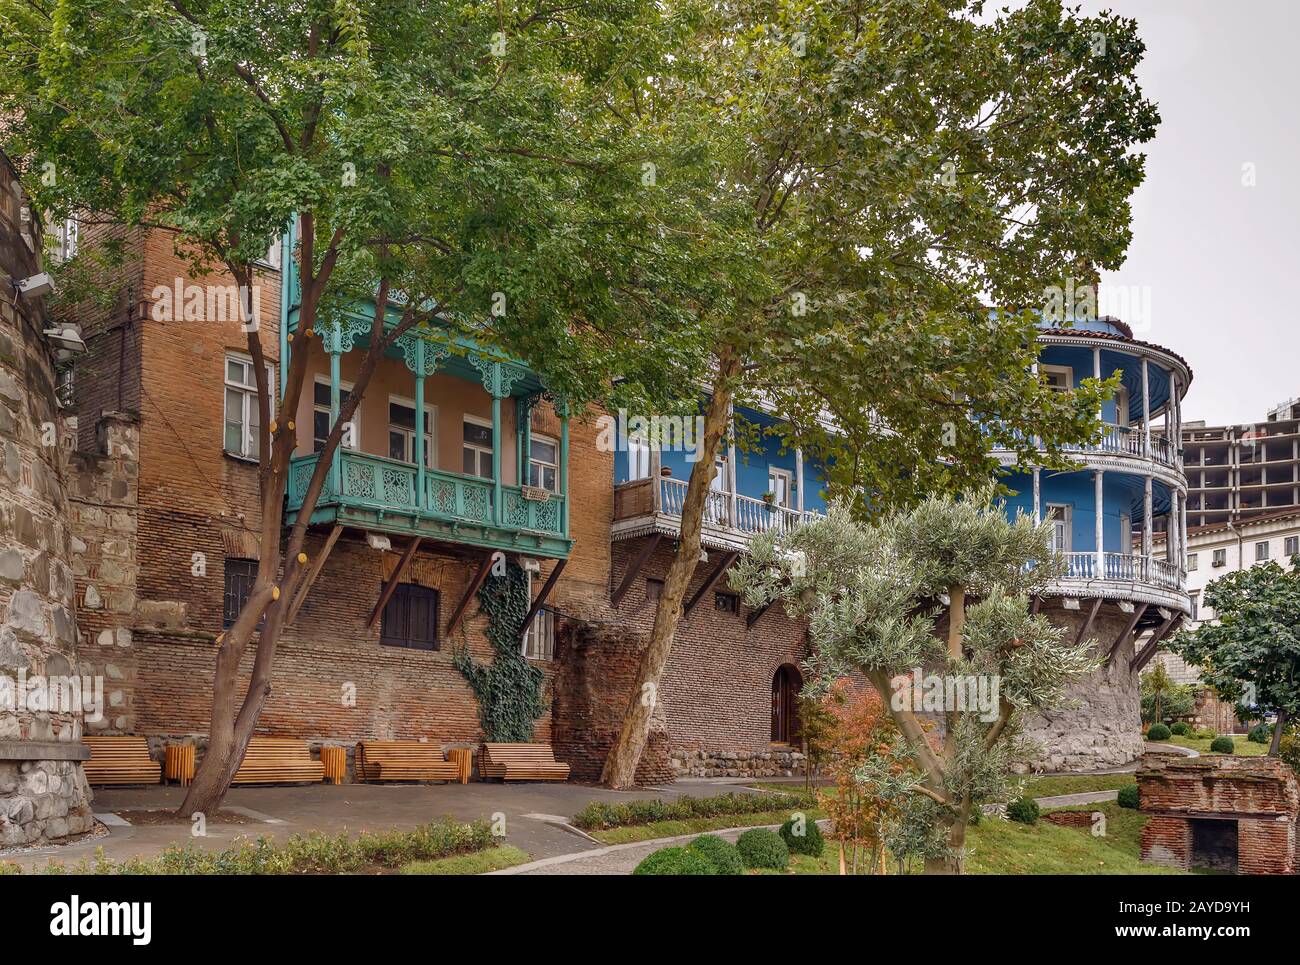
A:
[1209,736,1235,754]
[632,846,716,876]
[1146,723,1171,741]
[570,791,819,831]
[1248,723,1272,744]
[687,834,744,874]
[1280,734,1300,777]
[779,815,825,857]
[1169,722,1190,736]
[736,828,789,870]
[1194,728,1217,740]
[1117,784,1140,809]
[1006,796,1040,825]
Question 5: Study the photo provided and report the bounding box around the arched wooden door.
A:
[771,664,803,744]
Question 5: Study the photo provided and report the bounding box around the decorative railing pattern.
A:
[992,424,1179,469]
[287,451,565,536]
[656,476,819,536]
[1056,551,1185,593]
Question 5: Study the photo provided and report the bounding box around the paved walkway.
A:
[1,779,752,871]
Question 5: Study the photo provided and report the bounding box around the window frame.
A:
[462,414,494,479]
[714,590,740,616]
[312,375,359,453]
[224,353,273,460]
[1285,536,1299,558]
[387,393,436,469]
[528,433,559,492]
[1041,364,1073,393]
[1212,548,1227,566]
[627,433,652,481]
[1187,553,1198,572]
[1255,540,1270,562]
[222,558,261,629]
[645,578,664,603]
[379,583,440,651]
[1045,503,1072,553]
[522,572,556,660]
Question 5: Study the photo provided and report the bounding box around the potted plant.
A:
[761,491,777,511]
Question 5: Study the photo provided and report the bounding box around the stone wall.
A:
[1021,599,1145,771]
[0,154,94,846]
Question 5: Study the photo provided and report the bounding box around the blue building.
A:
[995,316,1193,769]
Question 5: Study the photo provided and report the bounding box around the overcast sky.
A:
[1075,0,1300,425]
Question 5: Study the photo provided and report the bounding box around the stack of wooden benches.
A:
[355,741,459,783]
[82,736,162,786]
[232,737,325,785]
[478,743,570,782]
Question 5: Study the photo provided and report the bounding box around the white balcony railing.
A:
[1056,551,1185,592]
[656,475,819,536]
[994,424,1180,470]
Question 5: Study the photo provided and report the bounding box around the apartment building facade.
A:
[1183,397,1300,529]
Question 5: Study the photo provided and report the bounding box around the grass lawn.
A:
[1017,774,1135,799]
[1163,735,1268,756]
[591,809,825,845]
[748,803,1183,875]
[399,845,531,875]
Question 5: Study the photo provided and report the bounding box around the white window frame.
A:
[521,572,555,661]
[1114,384,1130,428]
[767,467,793,508]
[1120,513,1132,556]
[387,394,436,469]
[1187,553,1198,572]
[56,216,78,262]
[224,353,273,460]
[462,414,494,479]
[1189,592,1199,622]
[528,433,559,492]
[1045,503,1072,553]
[1285,536,1299,558]
[313,375,359,452]
[627,434,651,481]
[1255,540,1270,562]
[1041,364,1073,393]
[1212,548,1227,567]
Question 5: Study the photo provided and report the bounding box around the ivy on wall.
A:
[452,560,546,742]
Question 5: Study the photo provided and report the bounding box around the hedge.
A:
[633,846,717,876]
[571,791,819,831]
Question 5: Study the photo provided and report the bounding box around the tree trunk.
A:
[599,346,741,788]
[1269,708,1289,757]
[923,794,972,874]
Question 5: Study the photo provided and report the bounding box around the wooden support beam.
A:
[1105,602,1148,666]
[683,551,739,617]
[1131,614,1183,674]
[368,537,423,628]
[1074,598,1104,647]
[1030,595,1041,615]
[518,559,567,644]
[611,533,662,608]
[446,551,496,636]
[746,600,773,630]
[286,525,343,625]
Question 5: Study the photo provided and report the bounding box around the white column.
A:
[1032,467,1041,522]
[1141,358,1151,457]
[1143,475,1153,560]
[1095,469,1105,578]
[726,402,737,525]
[795,447,805,514]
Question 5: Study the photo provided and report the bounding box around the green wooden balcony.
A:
[285,450,571,558]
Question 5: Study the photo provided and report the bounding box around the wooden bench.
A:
[355,741,459,783]
[82,736,162,786]
[232,737,325,785]
[478,743,570,782]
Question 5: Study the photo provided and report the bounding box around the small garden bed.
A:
[572,791,820,833]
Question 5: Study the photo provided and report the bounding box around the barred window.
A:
[223,559,259,628]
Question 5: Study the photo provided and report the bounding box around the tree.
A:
[1170,557,1300,756]
[2,0,709,814]
[599,0,1156,786]
[730,490,1097,873]
[1140,663,1194,725]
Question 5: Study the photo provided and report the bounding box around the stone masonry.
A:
[0,153,94,845]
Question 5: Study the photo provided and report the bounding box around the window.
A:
[1120,513,1132,556]
[388,397,435,468]
[646,578,664,602]
[627,433,651,480]
[1041,365,1072,393]
[223,558,258,628]
[1255,541,1270,562]
[529,434,559,492]
[55,364,75,409]
[49,216,78,263]
[1212,548,1227,567]
[1286,536,1299,558]
[225,354,271,459]
[715,591,739,615]
[313,377,357,453]
[462,416,494,479]
[523,607,556,660]
[767,467,793,509]
[1114,385,1130,428]
[1189,592,1199,622]
[1187,553,1198,572]
[771,664,802,744]
[380,583,439,650]
[1045,504,1071,553]
[259,237,282,270]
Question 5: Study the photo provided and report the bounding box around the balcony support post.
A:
[1094,469,1105,578]
[1141,357,1151,458]
[1032,468,1041,522]
[1143,475,1153,562]
[726,402,737,526]
[795,447,805,515]
[414,341,426,507]
[329,338,342,497]
[559,399,570,537]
